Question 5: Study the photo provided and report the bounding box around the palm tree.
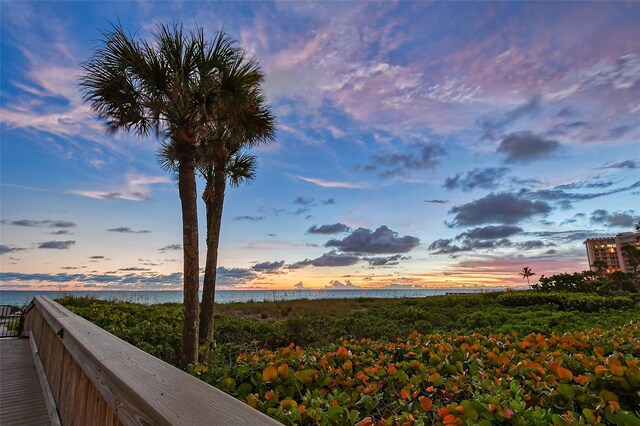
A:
[520,267,535,289]
[196,59,275,360]
[591,260,608,278]
[81,24,239,366]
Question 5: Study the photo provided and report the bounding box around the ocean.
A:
[0,288,505,307]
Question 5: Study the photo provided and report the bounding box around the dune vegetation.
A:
[59,278,640,425]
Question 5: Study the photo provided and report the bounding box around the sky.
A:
[1,1,639,292]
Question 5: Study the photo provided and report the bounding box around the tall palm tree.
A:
[196,58,275,360]
[520,267,535,289]
[81,24,239,366]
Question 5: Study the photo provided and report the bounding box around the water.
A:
[0,288,505,307]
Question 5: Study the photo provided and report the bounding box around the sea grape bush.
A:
[192,324,640,425]
[497,293,636,312]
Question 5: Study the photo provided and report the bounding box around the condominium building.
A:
[584,232,640,273]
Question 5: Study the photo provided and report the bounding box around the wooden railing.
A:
[24,296,280,426]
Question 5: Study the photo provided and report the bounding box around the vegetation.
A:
[519,267,535,289]
[81,24,274,365]
[532,271,638,294]
[59,289,639,424]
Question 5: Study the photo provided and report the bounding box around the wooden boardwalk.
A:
[0,339,51,425]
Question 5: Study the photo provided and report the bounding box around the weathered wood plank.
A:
[26,296,280,426]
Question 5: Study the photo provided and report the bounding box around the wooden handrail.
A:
[24,296,280,426]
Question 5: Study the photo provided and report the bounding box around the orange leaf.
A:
[594,365,606,375]
[428,372,441,382]
[438,407,449,417]
[443,414,457,424]
[280,398,298,409]
[336,346,349,357]
[419,396,433,410]
[264,390,275,400]
[278,363,290,378]
[263,365,278,382]
[401,388,409,400]
[557,367,573,381]
[355,418,374,426]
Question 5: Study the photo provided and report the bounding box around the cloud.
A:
[6,219,76,228]
[322,199,336,205]
[88,255,105,259]
[597,160,638,170]
[457,225,523,240]
[0,245,27,255]
[289,251,360,268]
[424,199,449,204]
[307,223,351,234]
[119,267,151,271]
[234,216,265,222]
[517,240,555,251]
[37,240,76,250]
[0,271,184,289]
[293,175,368,189]
[216,267,257,287]
[106,227,151,234]
[428,237,513,255]
[363,254,409,266]
[555,180,616,190]
[159,244,182,252]
[444,167,509,191]
[325,225,420,254]
[294,196,315,206]
[326,280,360,289]
[252,260,285,272]
[525,230,603,244]
[51,230,73,235]
[520,180,640,208]
[497,132,560,163]
[448,193,552,226]
[294,281,305,289]
[364,144,446,178]
[478,97,541,140]
[590,209,640,228]
[71,173,171,202]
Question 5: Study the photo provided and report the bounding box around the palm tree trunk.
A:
[526,276,531,289]
[177,148,200,367]
[199,164,226,362]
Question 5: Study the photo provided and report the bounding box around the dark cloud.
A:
[444,167,509,191]
[216,267,257,286]
[597,160,638,170]
[364,144,446,177]
[234,215,265,222]
[325,226,420,254]
[363,254,409,266]
[294,196,315,206]
[517,240,554,251]
[497,132,560,163]
[38,240,76,250]
[424,199,449,204]
[159,243,182,251]
[0,245,26,255]
[322,199,336,205]
[478,96,540,140]
[88,255,105,259]
[289,251,360,268]
[448,193,552,226]
[428,237,513,255]
[51,230,73,235]
[555,180,616,190]
[8,220,76,228]
[106,227,151,234]
[590,209,639,228]
[520,180,640,209]
[326,280,360,289]
[457,225,523,240]
[307,223,351,234]
[252,260,285,272]
[524,230,602,244]
[119,267,151,271]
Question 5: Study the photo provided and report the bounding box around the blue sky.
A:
[1,1,639,291]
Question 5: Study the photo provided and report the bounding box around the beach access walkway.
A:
[0,338,58,425]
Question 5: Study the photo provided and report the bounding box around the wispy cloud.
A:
[71,173,171,202]
[292,175,368,189]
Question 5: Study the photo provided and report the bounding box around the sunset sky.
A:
[1,1,639,291]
